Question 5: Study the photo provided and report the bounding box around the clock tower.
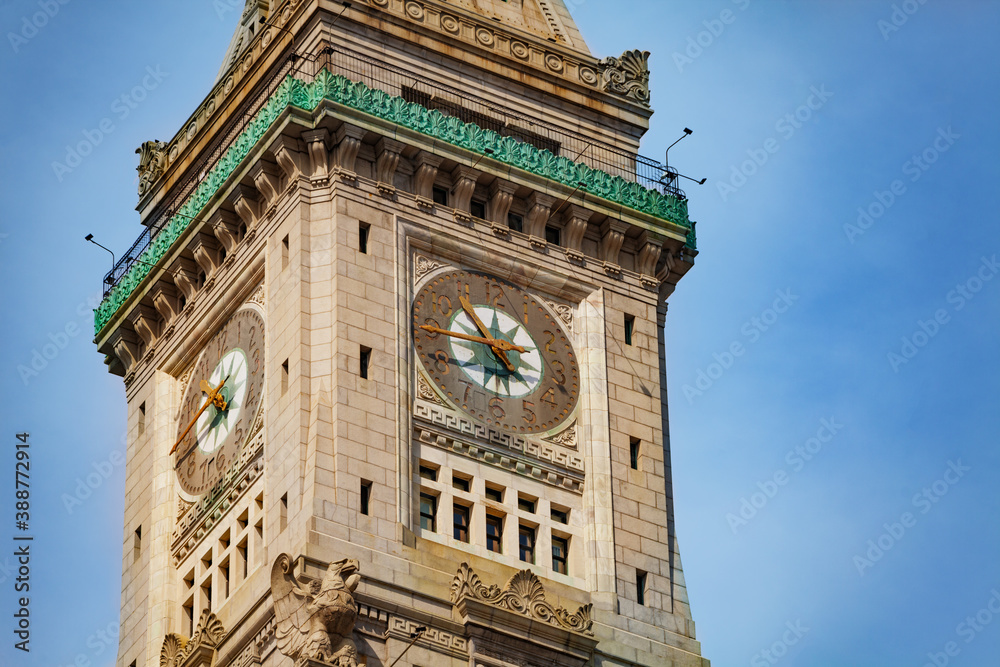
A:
[94,1,708,666]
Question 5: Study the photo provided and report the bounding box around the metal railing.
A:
[103,43,677,297]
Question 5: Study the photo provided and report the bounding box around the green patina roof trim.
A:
[95,69,696,335]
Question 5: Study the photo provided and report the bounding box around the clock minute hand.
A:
[418,325,526,354]
[458,296,517,371]
[170,375,230,455]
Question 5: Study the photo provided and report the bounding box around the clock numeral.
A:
[200,457,215,483]
[543,330,557,355]
[540,387,558,409]
[459,380,474,406]
[522,401,537,425]
[488,397,506,421]
[216,453,227,472]
[186,456,196,479]
[550,360,567,386]
[423,318,442,338]
[485,282,505,309]
[433,350,450,375]
[432,293,453,317]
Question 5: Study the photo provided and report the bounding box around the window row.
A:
[419,493,571,575]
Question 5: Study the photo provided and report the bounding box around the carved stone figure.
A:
[599,50,651,106]
[271,553,362,667]
[136,140,169,197]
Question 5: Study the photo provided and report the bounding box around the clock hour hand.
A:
[170,375,229,455]
[457,296,517,371]
[418,325,525,354]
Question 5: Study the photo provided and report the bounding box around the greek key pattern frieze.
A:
[389,617,468,657]
[415,403,583,472]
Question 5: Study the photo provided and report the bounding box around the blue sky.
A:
[0,1,997,666]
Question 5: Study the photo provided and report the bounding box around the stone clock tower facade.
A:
[93,1,708,666]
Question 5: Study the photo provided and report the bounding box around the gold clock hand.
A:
[418,325,526,354]
[170,375,230,455]
[458,296,517,371]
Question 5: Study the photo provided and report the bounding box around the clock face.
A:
[413,269,579,434]
[175,306,265,496]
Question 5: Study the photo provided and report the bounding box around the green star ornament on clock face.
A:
[412,269,580,434]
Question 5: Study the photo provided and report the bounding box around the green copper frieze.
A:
[96,70,696,334]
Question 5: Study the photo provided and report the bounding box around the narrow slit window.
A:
[419,493,437,532]
[138,402,146,436]
[625,314,635,346]
[637,570,648,606]
[220,558,231,600]
[470,200,486,220]
[508,212,524,233]
[360,346,372,380]
[453,503,470,543]
[486,514,503,553]
[281,359,289,395]
[432,186,448,206]
[359,223,370,254]
[630,437,641,470]
[519,525,536,564]
[237,538,248,581]
[133,526,142,563]
[183,598,194,636]
[280,493,288,532]
[552,535,569,574]
[545,225,561,246]
[360,480,372,516]
[281,235,289,270]
[201,577,212,612]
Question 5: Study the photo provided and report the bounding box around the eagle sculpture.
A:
[271,553,362,667]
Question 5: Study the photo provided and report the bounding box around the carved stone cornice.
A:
[413,403,585,492]
[450,563,594,636]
